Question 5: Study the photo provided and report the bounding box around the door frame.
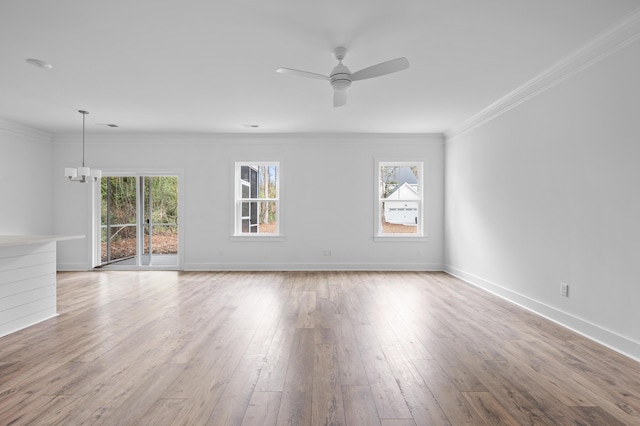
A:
[91,168,184,270]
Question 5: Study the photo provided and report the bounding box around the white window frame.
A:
[375,160,425,240]
[233,161,282,239]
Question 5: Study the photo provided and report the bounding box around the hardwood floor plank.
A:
[342,287,369,325]
[296,291,316,329]
[0,271,638,425]
[484,358,593,426]
[426,338,487,393]
[342,385,381,426]
[501,340,594,407]
[314,296,337,332]
[0,393,62,425]
[276,328,315,426]
[379,420,416,426]
[241,392,282,426]
[334,318,369,386]
[136,398,186,426]
[312,343,346,426]
[445,338,551,425]
[567,359,640,419]
[379,344,451,425]
[162,329,239,399]
[393,379,451,426]
[168,329,255,425]
[37,360,108,397]
[353,324,412,419]
[412,358,486,425]
[53,342,185,424]
[384,315,433,361]
[11,395,79,426]
[208,351,264,426]
[208,318,279,426]
[91,363,186,425]
[255,326,297,392]
[504,338,640,423]
[571,405,628,426]
[462,391,520,425]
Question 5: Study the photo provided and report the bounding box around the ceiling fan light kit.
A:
[277,47,409,107]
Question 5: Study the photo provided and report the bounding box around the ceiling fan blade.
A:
[276,68,329,80]
[350,57,409,81]
[333,90,348,107]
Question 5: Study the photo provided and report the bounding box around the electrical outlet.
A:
[560,283,569,297]
[323,249,332,256]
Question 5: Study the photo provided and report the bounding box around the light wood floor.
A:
[1,271,639,425]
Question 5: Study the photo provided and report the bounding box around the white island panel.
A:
[0,235,82,337]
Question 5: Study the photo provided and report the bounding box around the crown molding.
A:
[0,119,52,144]
[53,132,445,146]
[446,7,640,142]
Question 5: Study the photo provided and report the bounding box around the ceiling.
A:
[1,0,639,135]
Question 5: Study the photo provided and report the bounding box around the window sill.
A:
[374,235,428,242]
[230,235,285,242]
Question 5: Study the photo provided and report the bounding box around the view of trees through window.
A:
[101,176,178,264]
[379,163,422,235]
[238,163,279,234]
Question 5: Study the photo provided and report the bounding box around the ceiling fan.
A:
[276,47,410,107]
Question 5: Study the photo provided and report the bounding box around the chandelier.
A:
[65,110,101,183]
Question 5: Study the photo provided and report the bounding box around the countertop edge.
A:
[0,235,86,248]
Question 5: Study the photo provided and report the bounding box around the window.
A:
[376,161,423,237]
[235,162,279,235]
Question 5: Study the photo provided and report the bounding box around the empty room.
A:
[1,1,639,424]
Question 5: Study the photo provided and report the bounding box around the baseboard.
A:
[444,265,640,362]
[0,311,58,339]
[57,263,92,271]
[58,262,444,272]
[183,262,444,271]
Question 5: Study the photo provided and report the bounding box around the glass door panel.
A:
[140,176,178,266]
[101,176,137,265]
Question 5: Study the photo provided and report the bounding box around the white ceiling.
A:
[1,0,639,135]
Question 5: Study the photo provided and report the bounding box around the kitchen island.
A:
[0,235,83,337]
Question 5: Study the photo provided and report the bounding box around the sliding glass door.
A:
[100,175,178,268]
[139,176,178,266]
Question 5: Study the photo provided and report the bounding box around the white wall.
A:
[445,33,640,359]
[0,120,53,235]
[53,134,444,271]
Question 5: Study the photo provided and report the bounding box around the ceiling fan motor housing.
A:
[330,63,351,91]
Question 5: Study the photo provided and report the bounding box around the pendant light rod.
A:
[65,109,101,183]
[79,110,88,167]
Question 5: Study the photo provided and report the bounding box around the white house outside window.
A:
[377,161,423,237]
[235,162,280,236]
